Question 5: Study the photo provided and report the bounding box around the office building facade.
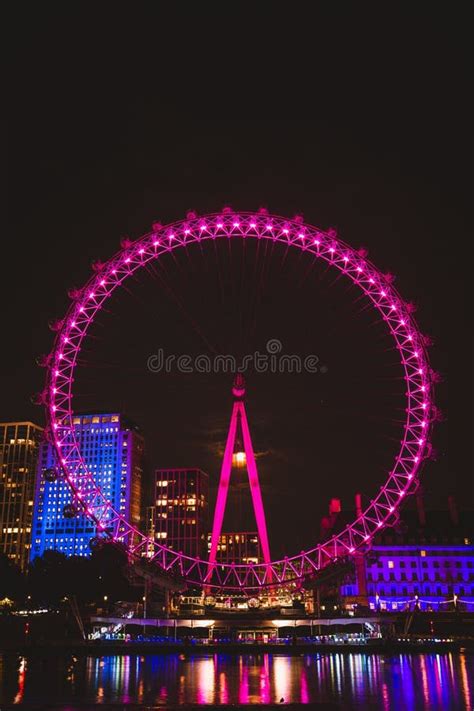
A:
[0,421,44,570]
[152,468,208,558]
[206,531,261,565]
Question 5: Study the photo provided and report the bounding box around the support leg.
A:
[207,402,239,574]
[239,402,272,568]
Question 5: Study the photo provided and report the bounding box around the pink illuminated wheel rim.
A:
[45,211,434,591]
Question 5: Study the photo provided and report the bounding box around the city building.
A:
[151,468,208,558]
[206,530,261,564]
[30,413,144,560]
[0,421,44,570]
[319,495,474,611]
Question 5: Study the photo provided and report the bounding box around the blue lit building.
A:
[320,495,474,612]
[30,413,144,560]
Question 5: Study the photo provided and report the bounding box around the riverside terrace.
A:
[89,614,383,643]
[85,610,474,650]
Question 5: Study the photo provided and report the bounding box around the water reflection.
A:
[0,650,473,708]
[13,656,25,704]
[196,656,214,703]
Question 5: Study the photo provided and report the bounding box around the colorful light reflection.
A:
[2,652,474,708]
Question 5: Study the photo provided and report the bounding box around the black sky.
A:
[4,6,472,557]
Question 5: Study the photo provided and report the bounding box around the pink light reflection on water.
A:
[196,657,215,704]
[219,671,228,704]
[460,654,472,711]
[300,665,309,703]
[273,655,291,702]
[259,653,270,704]
[419,654,431,708]
[381,681,390,711]
[120,656,131,703]
[238,657,249,704]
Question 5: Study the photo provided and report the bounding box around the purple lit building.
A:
[324,495,474,611]
[30,413,144,560]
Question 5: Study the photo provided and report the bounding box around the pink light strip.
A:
[238,402,272,566]
[207,401,238,571]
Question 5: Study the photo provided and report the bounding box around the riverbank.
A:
[2,637,473,656]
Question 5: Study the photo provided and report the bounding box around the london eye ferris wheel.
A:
[40,209,436,592]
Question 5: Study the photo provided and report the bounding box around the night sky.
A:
[4,7,472,558]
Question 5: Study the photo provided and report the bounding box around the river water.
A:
[0,651,473,709]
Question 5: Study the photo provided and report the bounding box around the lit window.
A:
[420,550,426,557]
[464,538,471,545]
[388,561,394,569]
